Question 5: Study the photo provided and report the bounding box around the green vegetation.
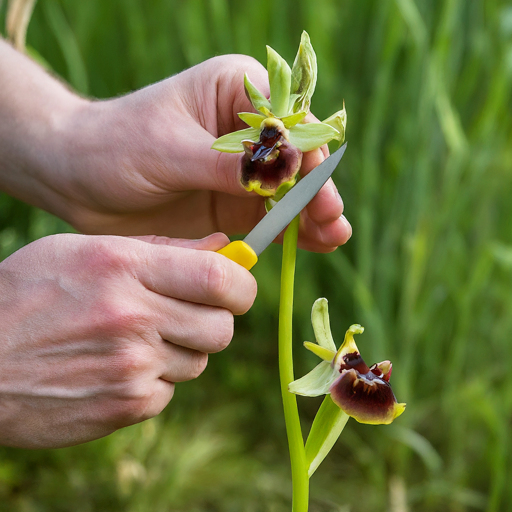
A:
[1,0,512,510]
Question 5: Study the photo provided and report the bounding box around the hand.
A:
[0,233,256,448]
[47,55,352,252]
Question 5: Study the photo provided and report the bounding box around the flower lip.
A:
[329,368,402,425]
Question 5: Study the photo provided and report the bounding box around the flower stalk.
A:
[278,214,309,512]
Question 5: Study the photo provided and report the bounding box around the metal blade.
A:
[244,142,347,256]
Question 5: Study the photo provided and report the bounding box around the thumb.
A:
[128,233,230,251]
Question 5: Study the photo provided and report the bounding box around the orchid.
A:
[212,31,346,198]
[290,298,405,425]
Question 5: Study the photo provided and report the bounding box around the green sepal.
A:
[288,122,339,152]
[288,361,339,397]
[244,73,271,114]
[281,111,308,129]
[290,31,318,114]
[238,112,266,129]
[311,298,337,352]
[305,396,350,477]
[211,127,260,153]
[266,45,291,118]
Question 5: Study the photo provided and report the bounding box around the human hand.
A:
[0,232,256,448]
[47,56,351,252]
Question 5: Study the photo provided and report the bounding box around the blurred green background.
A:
[1,0,512,510]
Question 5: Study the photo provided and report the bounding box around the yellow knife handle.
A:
[216,240,258,270]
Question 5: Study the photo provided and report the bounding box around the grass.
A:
[1,0,512,510]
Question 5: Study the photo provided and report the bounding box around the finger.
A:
[149,294,234,353]
[135,241,257,315]
[155,342,209,383]
[297,213,352,253]
[300,148,345,225]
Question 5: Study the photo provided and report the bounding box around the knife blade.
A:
[216,142,347,269]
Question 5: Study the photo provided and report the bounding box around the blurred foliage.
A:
[1,0,512,510]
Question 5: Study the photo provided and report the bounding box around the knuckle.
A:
[92,296,151,337]
[202,255,230,301]
[111,347,147,381]
[80,237,133,276]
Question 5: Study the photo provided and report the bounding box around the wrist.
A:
[0,39,90,218]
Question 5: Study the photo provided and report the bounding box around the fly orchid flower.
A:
[289,298,405,425]
[212,31,346,199]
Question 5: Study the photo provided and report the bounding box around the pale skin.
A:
[0,38,351,449]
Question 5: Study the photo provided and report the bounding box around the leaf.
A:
[305,396,349,477]
[266,45,291,118]
[288,361,338,397]
[311,298,337,351]
[288,122,339,152]
[244,73,271,114]
[238,112,265,129]
[211,128,260,153]
[290,31,318,113]
[281,111,308,129]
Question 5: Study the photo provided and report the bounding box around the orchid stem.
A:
[279,214,309,512]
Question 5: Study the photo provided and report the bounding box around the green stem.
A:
[279,215,309,512]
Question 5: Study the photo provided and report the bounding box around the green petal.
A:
[244,73,271,114]
[238,112,266,129]
[211,127,260,153]
[290,31,318,114]
[288,122,339,152]
[288,361,338,397]
[304,341,336,361]
[281,111,308,129]
[323,106,347,147]
[305,396,349,477]
[266,45,291,118]
[311,297,337,352]
[333,324,364,368]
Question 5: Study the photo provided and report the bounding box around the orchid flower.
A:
[212,31,346,199]
[290,298,406,425]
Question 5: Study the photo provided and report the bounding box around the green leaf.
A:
[288,122,339,152]
[288,361,338,397]
[266,45,291,118]
[238,112,266,129]
[281,111,308,129]
[290,31,317,113]
[211,127,260,153]
[311,298,337,351]
[305,396,349,477]
[244,73,271,114]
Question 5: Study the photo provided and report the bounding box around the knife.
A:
[216,142,347,270]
